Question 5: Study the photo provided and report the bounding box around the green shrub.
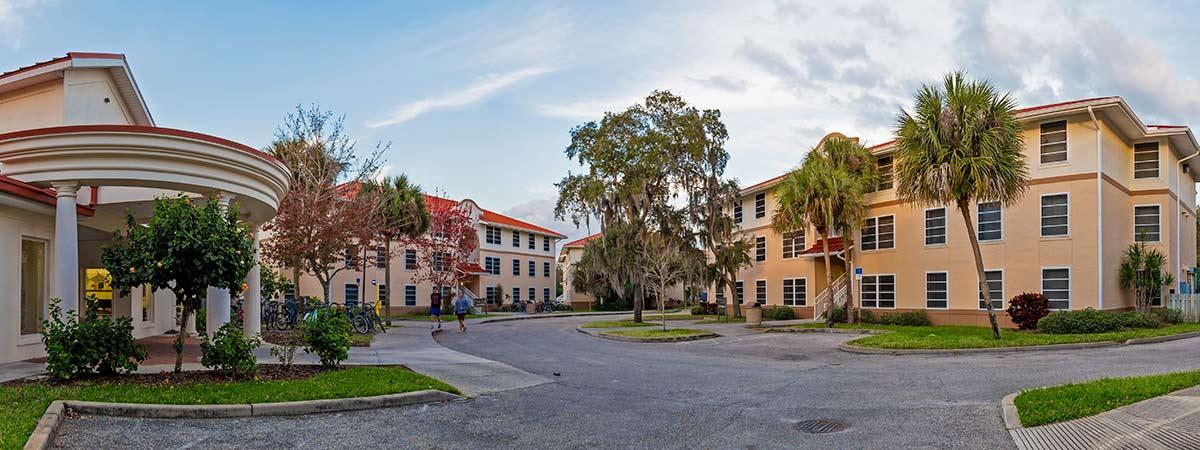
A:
[196,307,207,337]
[1006,292,1050,330]
[864,310,932,326]
[200,322,260,378]
[300,309,351,367]
[828,307,848,323]
[762,306,795,321]
[1037,309,1163,334]
[691,302,720,316]
[42,297,147,380]
[1155,308,1184,325]
[1114,311,1161,329]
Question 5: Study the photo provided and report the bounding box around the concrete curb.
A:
[838,329,1200,355]
[1000,392,1023,430]
[575,325,720,343]
[764,327,888,335]
[23,390,458,449]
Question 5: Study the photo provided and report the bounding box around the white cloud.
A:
[501,198,596,245]
[0,0,45,49]
[368,66,555,128]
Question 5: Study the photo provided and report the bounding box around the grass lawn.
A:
[790,322,1200,349]
[695,315,746,324]
[581,320,656,329]
[1014,369,1200,427]
[350,333,374,347]
[637,313,700,321]
[604,328,715,340]
[0,366,457,450]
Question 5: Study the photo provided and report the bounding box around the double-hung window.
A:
[512,259,521,276]
[925,272,948,309]
[876,155,894,191]
[543,288,551,301]
[543,237,551,251]
[861,215,895,251]
[755,236,766,262]
[344,283,359,305]
[404,285,417,306]
[404,249,417,270]
[1040,194,1069,237]
[861,274,895,308]
[1042,268,1070,310]
[1134,142,1160,179]
[733,201,743,223]
[755,280,767,305]
[484,256,500,275]
[735,281,744,304]
[486,226,502,244]
[529,287,536,302]
[378,284,387,303]
[528,234,535,249]
[925,208,946,245]
[528,261,536,278]
[1134,205,1161,242]
[979,270,1004,310]
[977,202,1002,241]
[543,262,551,277]
[485,286,498,304]
[512,287,521,302]
[782,231,805,258]
[755,193,766,218]
[782,278,806,306]
[512,231,521,247]
[375,246,387,268]
[1040,120,1068,164]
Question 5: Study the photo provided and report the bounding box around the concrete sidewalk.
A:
[1010,385,1200,449]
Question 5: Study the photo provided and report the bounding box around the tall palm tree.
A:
[894,71,1028,339]
[812,136,878,323]
[360,175,429,324]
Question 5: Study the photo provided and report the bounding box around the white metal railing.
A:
[1168,294,1200,323]
[814,272,849,319]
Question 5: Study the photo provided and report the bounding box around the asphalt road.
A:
[54,317,1200,449]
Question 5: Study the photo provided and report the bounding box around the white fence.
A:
[1167,294,1200,323]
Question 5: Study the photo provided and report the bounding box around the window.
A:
[1040,194,1069,237]
[284,284,296,303]
[979,270,1003,310]
[1042,268,1070,310]
[513,259,521,276]
[924,208,947,246]
[544,262,551,278]
[543,288,551,301]
[84,268,113,317]
[876,155,894,191]
[343,247,355,268]
[511,287,521,302]
[141,285,154,322]
[529,287,536,302]
[861,274,895,308]
[486,226,502,244]
[755,280,767,305]
[432,252,447,272]
[1134,205,1161,242]
[485,286,498,304]
[404,285,417,306]
[782,278,806,306]
[20,239,46,335]
[755,236,766,262]
[977,202,1002,241]
[404,249,417,270]
[782,231,805,259]
[378,284,388,303]
[925,272,948,309]
[512,230,521,247]
[715,286,726,303]
[861,215,895,251]
[755,193,766,218]
[484,256,500,275]
[543,236,551,251]
[529,261,536,278]
[1134,142,1160,179]
[528,233,535,249]
[375,246,387,268]
[734,201,743,223]
[1040,120,1067,164]
[344,283,359,304]
[735,280,744,304]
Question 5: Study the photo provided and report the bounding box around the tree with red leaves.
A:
[408,192,479,307]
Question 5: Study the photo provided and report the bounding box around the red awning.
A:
[457,262,489,275]
[798,237,846,257]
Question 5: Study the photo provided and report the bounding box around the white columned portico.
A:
[243,227,262,336]
[52,182,80,315]
[205,193,234,338]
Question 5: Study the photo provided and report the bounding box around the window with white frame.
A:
[512,230,520,247]
[1134,142,1160,179]
[755,236,766,261]
[1040,120,1068,164]
[432,252,447,272]
[486,226,502,244]
[543,236,551,251]
[1042,268,1070,310]
[404,249,417,270]
[977,202,1002,241]
[1040,194,1069,237]
[543,287,551,301]
[1134,205,1161,242]
[861,215,895,251]
[512,259,520,276]
[404,285,417,306]
[876,155,894,191]
[734,201,743,223]
[979,270,1003,310]
[528,233,535,249]
[925,272,948,309]
[735,280,744,304]
[925,208,946,245]
[484,256,500,275]
[782,278,806,306]
[512,287,521,302]
[375,246,387,268]
[861,274,895,308]
[782,230,805,258]
[528,261,536,278]
[755,280,766,304]
[543,261,551,277]
[755,193,766,218]
[344,283,359,304]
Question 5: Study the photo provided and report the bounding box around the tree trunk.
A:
[821,232,834,328]
[633,283,644,323]
[958,201,1002,339]
[660,283,667,331]
[174,302,191,373]
[360,245,368,305]
[384,237,392,325]
[844,243,855,324]
[292,267,301,300]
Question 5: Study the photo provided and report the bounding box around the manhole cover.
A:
[796,419,848,434]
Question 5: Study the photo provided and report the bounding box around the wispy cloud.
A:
[368,66,555,128]
[0,0,45,49]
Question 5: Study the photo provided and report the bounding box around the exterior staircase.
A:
[813,272,849,319]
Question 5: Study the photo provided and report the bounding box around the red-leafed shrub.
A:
[1006,292,1050,330]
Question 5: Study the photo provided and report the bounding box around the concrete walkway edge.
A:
[1003,384,1200,450]
[575,325,719,343]
[829,329,1200,355]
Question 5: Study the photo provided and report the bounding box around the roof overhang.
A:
[0,53,154,126]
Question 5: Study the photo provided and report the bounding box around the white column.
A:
[52,182,80,315]
[206,193,234,338]
[243,227,261,336]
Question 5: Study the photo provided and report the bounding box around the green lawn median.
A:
[603,328,716,340]
[1014,369,1200,427]
[695,315,746,324]
[581,320,656,329]
[790,322,1200,349]
[0,366,458,450]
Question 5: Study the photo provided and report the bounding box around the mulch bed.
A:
[2,364,339,388]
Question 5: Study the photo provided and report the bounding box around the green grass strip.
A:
[790,323,1200,349]
[604,328,713,340]
[581,320,655,329]
[0,366,457,450]
[1014,370,1200,427]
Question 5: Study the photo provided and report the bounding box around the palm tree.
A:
[812,136,878,323]
[894,71,1028,339]
[1119,242,1175,314]
[359,175,429,324]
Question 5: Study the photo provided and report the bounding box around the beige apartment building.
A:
[719,97,1199,327]
[288,194,565,313]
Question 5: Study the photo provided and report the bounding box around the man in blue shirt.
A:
[453,284,473,332]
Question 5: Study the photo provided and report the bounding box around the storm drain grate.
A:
[796,419,848,434]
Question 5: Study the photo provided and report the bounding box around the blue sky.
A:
[4,0,1200,243]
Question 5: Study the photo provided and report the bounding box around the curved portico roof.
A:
[0,125,290,224]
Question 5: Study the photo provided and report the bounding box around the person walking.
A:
[429,290,442,330]
[454,284,473,332]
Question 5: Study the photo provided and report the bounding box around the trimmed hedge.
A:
[861,310,932,327]
[1038,308,1163,334]
[762,306,795,321]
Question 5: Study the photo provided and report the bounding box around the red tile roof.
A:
[480,209,565,238]
[0,175,95,216]
[457,261,488,275]
[562,232,602,249]
[798,237,845,256]
[0,52,125,83]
